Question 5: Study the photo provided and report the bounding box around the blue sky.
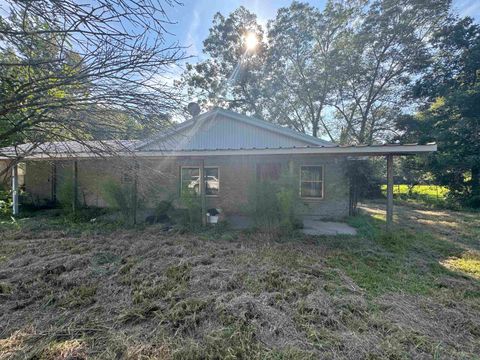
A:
[165,0,480,60]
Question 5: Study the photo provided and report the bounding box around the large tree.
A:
[264,1,353,139]
[331,0,450,144]
[0,0,184,161]
[180,6,266,118]
[397,17,480,207]
[182,0,450,143]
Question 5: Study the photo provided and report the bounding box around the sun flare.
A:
[244,32,258,51]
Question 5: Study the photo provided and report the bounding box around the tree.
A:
[397,18,480,207]
[180,6,266,118]
[182,0,450,143]
[0,0,185,163]
[264,1,353,139]
[332,0,450,144]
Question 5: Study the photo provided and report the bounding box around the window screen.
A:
[300,166,323,198]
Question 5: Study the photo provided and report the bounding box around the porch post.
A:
[12,163,19,216]
[200,159,206,226]
[72,160,78,213]
[132,162,138,226]
[386,154,394,230]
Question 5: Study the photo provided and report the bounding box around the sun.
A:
[244,32,258,51]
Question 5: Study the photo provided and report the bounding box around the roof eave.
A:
[1,143,436,160]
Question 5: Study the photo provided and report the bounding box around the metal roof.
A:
[0,140,139,159]
[0,109,437,160]
[137,108,335,151]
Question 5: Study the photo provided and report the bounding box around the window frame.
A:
[299,165,324,200]
[180,166,220,197]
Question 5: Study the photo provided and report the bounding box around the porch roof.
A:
[0,141,437,160]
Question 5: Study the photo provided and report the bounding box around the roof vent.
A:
[187,102,201,117]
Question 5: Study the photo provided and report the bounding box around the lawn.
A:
[0,203,479,359]
[381,184,449,208]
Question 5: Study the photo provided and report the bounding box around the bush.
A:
[57,181,77,210]
[175,189,202,229]
[0,189,12,218]
[101,179,139,225]
[155,199,174,222]
[246,171,304,233]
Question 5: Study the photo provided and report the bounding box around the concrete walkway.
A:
[302,219,357,236]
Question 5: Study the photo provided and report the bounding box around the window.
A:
[300,166,323,198]
[205,167,219,196]
[181,167,219,196]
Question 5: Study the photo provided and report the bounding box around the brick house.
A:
[0,108,436,224]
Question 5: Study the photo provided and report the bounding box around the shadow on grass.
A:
[313,213,479,298]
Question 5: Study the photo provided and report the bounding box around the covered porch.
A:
[5,142,437,230]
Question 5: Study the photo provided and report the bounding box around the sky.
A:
[164,0,480,61]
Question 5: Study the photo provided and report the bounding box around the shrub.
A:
[101,179,140,225]
[155,199,174,222]
[276,172,305,230]
[57,181,77,210]
[246,171,304,233]
[175,189,202,229]
[0,190,12,218]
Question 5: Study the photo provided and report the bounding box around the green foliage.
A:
[59,284,97,308]
[381,184,449,208]
[57,180,76,210]
[0,190,12,218]
[181,6,265,117]
[182,0,450,143]
[101,179,139,225]
[397,18,480,208]
[246,172,304,233]
[154,199,174,221]
[175,189,202,229]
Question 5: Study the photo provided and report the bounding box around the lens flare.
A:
[244,32,258,51]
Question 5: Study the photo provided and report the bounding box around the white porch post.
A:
[386,155,394,231]
[12,163,19,216]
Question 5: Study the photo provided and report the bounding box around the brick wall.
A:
[24,154,350,219]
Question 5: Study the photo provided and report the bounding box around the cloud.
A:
[185,8,200,57]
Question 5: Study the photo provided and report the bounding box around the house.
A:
[0,108,436,225]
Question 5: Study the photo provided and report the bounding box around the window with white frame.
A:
[300,166,323,198]
[181,167,219,196]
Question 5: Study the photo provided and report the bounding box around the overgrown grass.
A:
[320,214,466,297]
[1,202,479,359]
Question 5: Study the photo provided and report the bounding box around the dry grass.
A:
[0,203,479,359]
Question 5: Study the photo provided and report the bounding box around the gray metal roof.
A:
[137,108,335,151]
[0,109,437,160]
[0,140,138,158]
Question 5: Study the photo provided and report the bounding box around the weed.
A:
[130,263,192,304]
[59,285,97,308]
[0,282,12,294]
[160,298,209,330]
[118,302,160,323]
[91,252,122,266]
